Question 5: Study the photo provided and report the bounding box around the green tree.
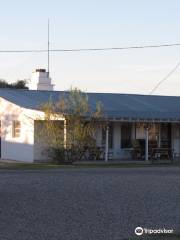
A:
[0,79,28,89]
[11,80,28,89]
[39,88,104,163]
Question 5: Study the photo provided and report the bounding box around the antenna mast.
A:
[48,19,50,75]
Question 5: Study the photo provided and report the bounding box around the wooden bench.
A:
[150,148,174,163]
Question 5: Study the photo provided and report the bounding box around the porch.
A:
[94,121,180,162]
[33,120,180,163]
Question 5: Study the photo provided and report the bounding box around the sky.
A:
[0,0,180,95]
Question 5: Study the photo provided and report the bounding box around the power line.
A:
[149,61,180,95]
[0,43,180,53]
[1,42,180,93]
[52,43,180,52]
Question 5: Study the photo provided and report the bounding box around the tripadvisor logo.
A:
[135,227,143,236]
[135,226,173,236]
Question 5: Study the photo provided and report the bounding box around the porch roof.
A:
[1,89,180,122]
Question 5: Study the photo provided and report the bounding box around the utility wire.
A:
[149,61,180,95]
[0,43,180,53]
[1,42,180,94]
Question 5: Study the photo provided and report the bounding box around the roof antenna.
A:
[48,19,50,76]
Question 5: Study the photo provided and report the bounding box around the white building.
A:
[0,70,180,163]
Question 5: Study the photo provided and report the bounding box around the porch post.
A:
[105,125,109,162]
[145,127,149,161]
[64,119,67,149]
[158,123,161,147]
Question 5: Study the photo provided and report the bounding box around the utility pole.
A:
[48,19,50,76]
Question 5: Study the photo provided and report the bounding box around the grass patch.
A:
[0,162,76,170]
[0,161,179,170]
[74,162,179,168]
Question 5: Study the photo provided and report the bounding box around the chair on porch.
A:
[151,147,174,163]
[131,140,142,159]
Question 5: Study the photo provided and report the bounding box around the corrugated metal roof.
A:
[0,89,180,121]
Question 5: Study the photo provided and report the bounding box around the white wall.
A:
[113,122,121,158]
[0,98,40,162]
[34,121,54,162]
[112,122,137,159]
[95,126,102,147]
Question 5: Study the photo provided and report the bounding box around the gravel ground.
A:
[0,167,180,240]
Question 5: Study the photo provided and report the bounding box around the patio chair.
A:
[131,140,142,159]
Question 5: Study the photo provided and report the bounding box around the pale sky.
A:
[0,0,180,95]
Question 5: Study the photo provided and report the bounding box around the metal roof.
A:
[1,89,180,122]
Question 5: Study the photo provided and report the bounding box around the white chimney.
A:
[29,69,54,91]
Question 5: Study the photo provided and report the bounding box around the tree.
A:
[38,88,104,163]
[0,79,28,89]
[11,80,28,89]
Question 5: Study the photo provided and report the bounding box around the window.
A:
[161,123,171,148]
[12,121,21,138]
[121,124,132,148]
[102,124,113,148]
